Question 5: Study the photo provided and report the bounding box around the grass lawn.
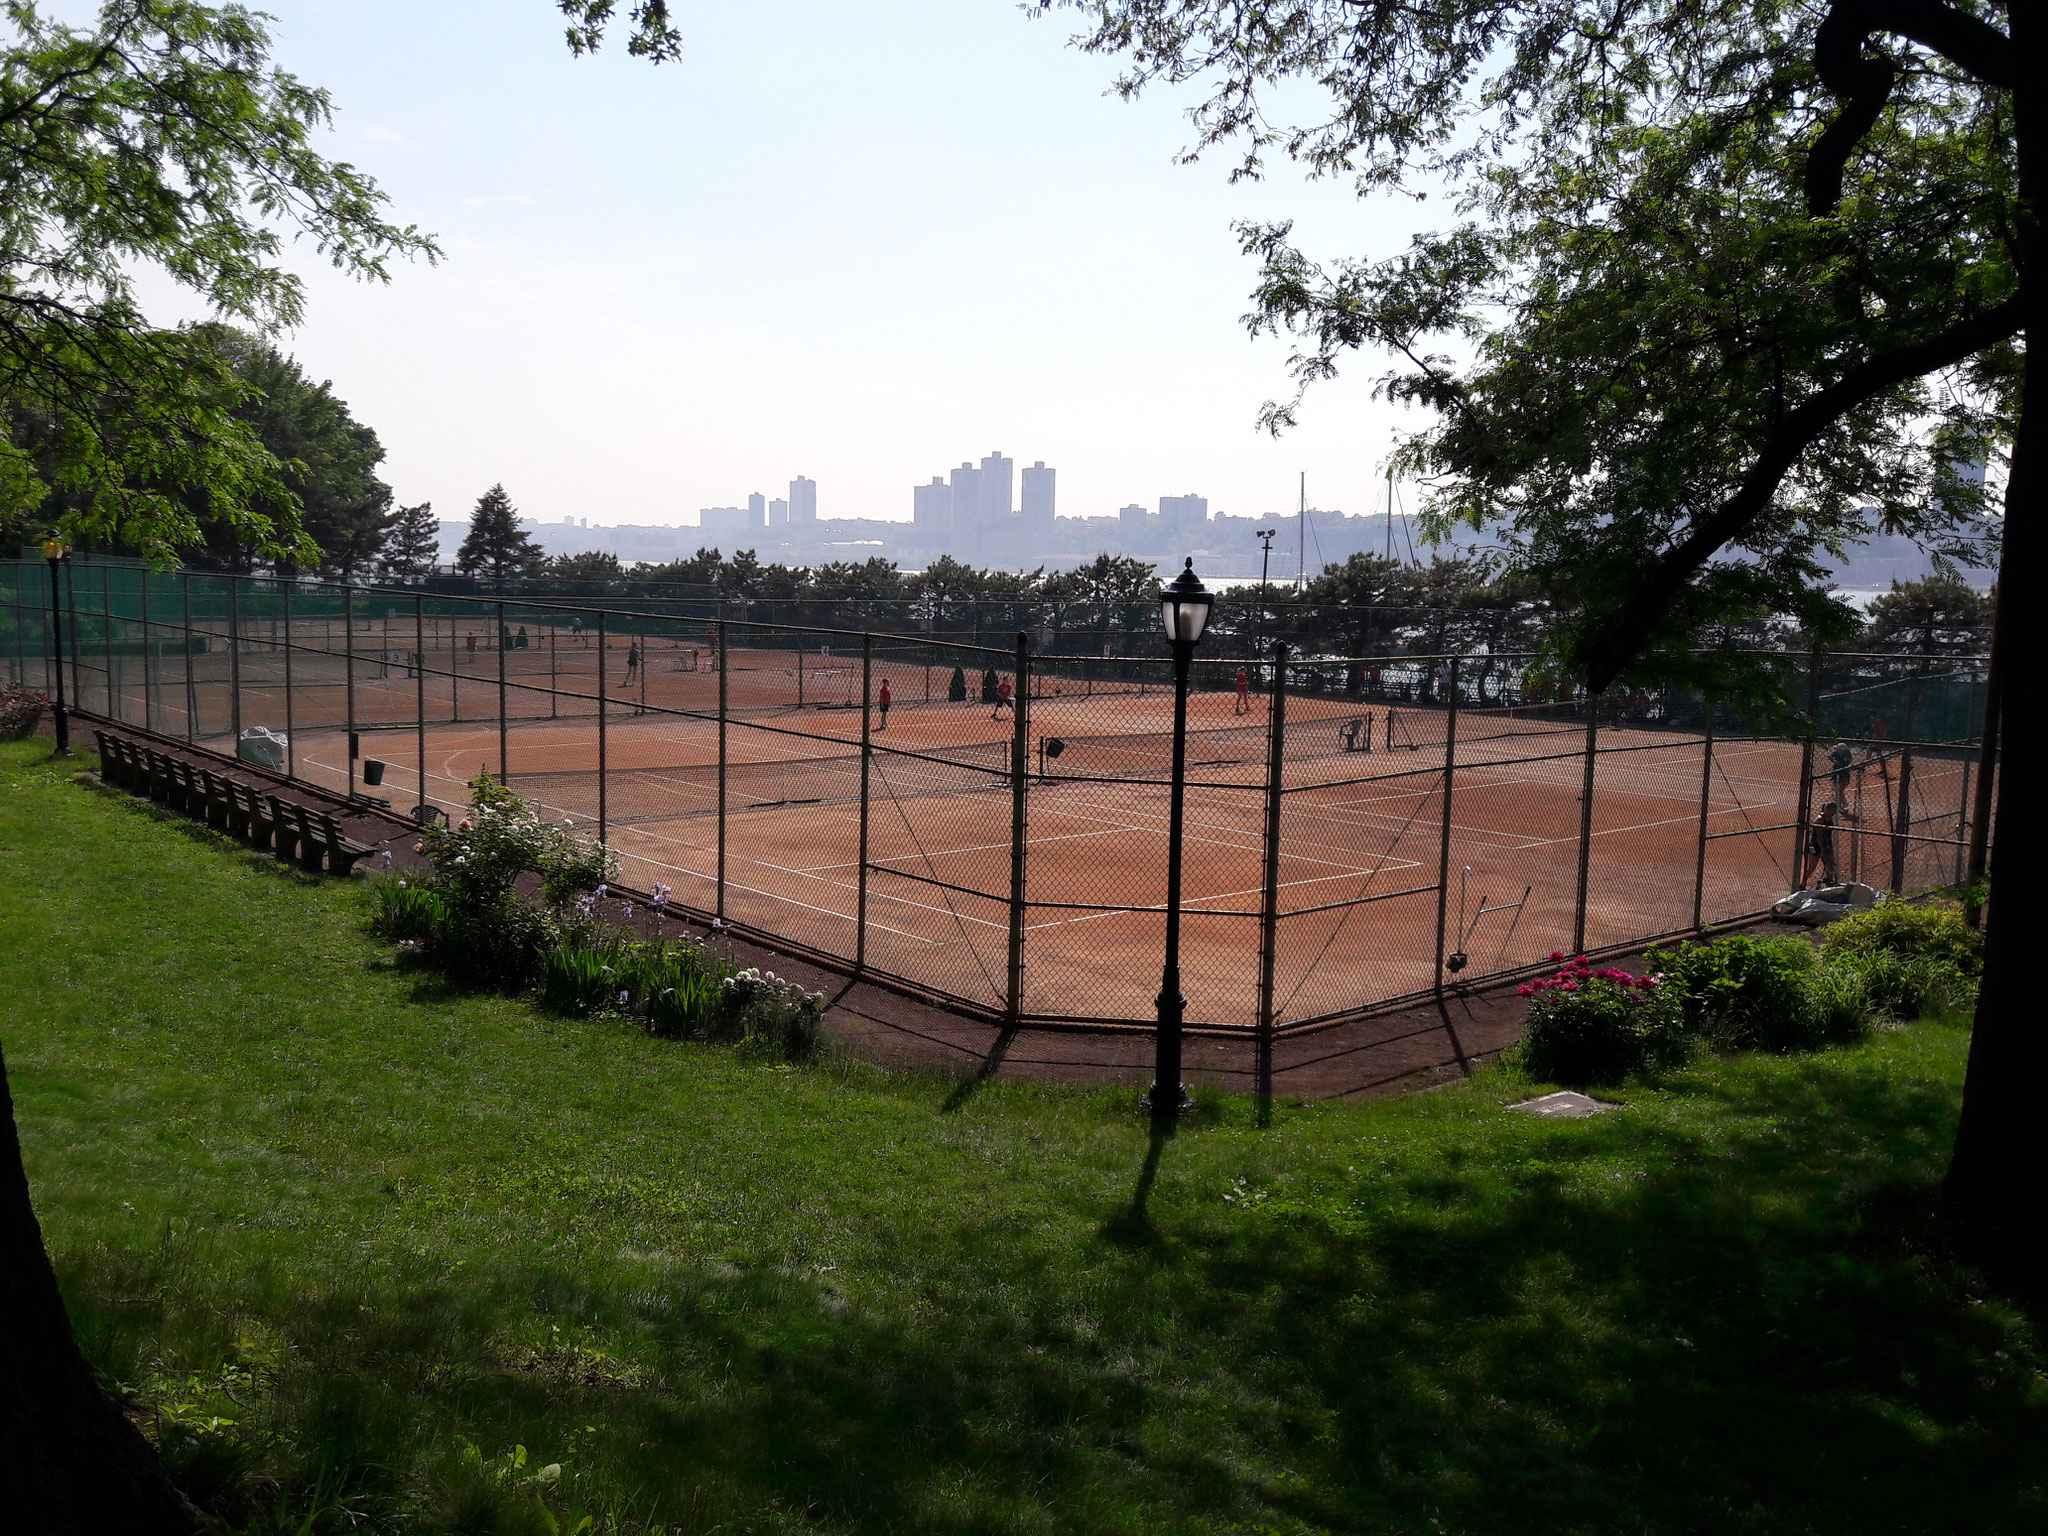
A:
[1,738,2043,1534]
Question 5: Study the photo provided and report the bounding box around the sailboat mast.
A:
[1297,471,1306,590]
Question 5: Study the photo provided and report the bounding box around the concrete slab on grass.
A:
[1508,1090,1616,1119]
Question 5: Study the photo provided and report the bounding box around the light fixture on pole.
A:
[1150,557,1213,1131]
[40,535,70,755]
[1254,528,1278,667]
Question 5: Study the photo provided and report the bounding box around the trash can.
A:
[362,759,386,786]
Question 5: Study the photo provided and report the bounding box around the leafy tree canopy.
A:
[0,0,434,563]
[178,326,393,578]
[380,501,439,580]
[1057,0,2016,701]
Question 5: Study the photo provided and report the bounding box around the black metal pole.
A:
[1152,636,1194,1132]
[45,556,69,753]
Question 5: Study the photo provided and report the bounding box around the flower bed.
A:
[373,773,825,1060]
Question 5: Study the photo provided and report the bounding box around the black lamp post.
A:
[1151,557,1213,1132]
[41,536,69,755]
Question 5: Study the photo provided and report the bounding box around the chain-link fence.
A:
[3,558,1996,1034]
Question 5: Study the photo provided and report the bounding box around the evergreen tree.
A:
[947,665,968,702]
[455,484,541,590]
[380,502,440,580]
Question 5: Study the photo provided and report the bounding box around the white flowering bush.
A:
[400,773,617,982]
[721,967,828,1059]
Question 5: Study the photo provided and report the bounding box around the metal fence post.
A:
[1966,594,2001,928]
[1693,700,1714,929]
[415,594,428,819]
[101,564,115,718]
[497,598,509,784]
[596,611,608,844]
[716,619,728,919]
[1433,656,1462,990]
[1006,631,1030,1022]
[1255,642,1289,1125]
[857,632,872,969]
[64,560,81,716]
[228,574,243,743]
[182,570,196,742]
[139,571,153,732]
[1572,689,1598,956]
[344,584,356,796]
[1792,643,1823,885]
[549,618,558,719]
[283,582,296,780]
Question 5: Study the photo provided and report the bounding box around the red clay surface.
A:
[71,624,1975,1031]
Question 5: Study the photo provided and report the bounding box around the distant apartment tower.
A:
[769,497,788,526]
[788,476,818,523]
[978,451,1014,528]
[747,492,766,524]
[914,476,951,531]
[1119,504,1149,534]
[1159,493,1208,540]
[949,461,981,542]
[1021,462,1055,529]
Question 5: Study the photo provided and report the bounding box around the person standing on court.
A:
[1235,666,1250,715]
[877,677,892,731]
[625,639,641,682]
[992,674,1013,720]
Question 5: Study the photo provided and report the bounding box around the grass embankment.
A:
[1,739,2042,1534]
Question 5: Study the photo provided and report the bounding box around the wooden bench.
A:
[277,802,372,875]
[266,794,303,865]
[194,767,236,833]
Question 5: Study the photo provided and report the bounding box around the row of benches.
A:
[94,730,377,877]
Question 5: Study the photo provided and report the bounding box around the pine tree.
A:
[455,484,541,591]
[947,665,967,702]
[381,502,440,580]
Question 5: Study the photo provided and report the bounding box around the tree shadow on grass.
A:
[59,1053,2048,1536]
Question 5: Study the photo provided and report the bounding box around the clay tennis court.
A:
[36,596,1982,1030]
[180,628,1809,1028]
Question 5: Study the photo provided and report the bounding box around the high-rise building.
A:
[1160,493,1209,539]
[788,476,818,523]
[949,462,981,536]
[1021,462,1055,529]
[978,451,1014,528]
[769,497,788,526]
[914,477,952,531]
[747,492,766,524]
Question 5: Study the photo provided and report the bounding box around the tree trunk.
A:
[0,1046,202,1533]
[1943,4,2046,1289]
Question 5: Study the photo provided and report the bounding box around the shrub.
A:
[1645,934,1825,1052]
[947,665,968,702]
[1516,956,1683,1084]
[369,876,446,942]
[1828,949,1975,1023]
[540,937,630,1016]
[1822,900,1982,976]
[722,967,829,1060]
[0,681,48,741]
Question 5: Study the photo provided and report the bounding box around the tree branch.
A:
[1582,295,2024,689]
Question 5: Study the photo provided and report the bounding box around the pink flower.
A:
[1549,951,1565,963]
[1517,985,1533,996]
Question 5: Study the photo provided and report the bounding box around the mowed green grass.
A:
[1,739,2043,1535]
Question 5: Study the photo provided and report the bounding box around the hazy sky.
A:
[137,1,1430,531]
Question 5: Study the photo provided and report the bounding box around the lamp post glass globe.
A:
[1159,557,1213,646]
